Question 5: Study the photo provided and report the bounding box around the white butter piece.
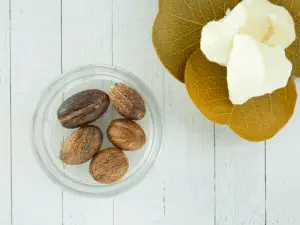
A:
[227,34,292,105]
[201,0,269,66]
[245,0,296,47]
[200,0,295,66]
[263,2,296,48]
[200,0,295,105]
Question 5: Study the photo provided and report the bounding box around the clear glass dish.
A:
[32,65,164,197]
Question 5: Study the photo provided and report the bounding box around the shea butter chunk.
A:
[200,0,295,66]
[227,34,292,105]
[201,0,269,66]
[263,1,296,48]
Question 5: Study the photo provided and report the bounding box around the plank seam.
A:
[112,1,115,224]
[113,199,115,225]
[162,36,166,218]
[163,183,166,215]
[60,0,63,74]
[60,1,64,225]
[9,0,12,223]
[265,141,267,225]
[213,124,216,225]
[111,0,114,66]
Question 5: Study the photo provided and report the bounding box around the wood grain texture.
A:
[162,78,215,225]
[5,1,300,225]
[266,80,300,225]
[62,0,112,71]
[0,0,11,224]
[11,0,62,225]
[215,127,265,225]
[112,0,166,224]
[62,1,113,225]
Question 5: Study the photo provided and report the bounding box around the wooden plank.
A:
[61,0,113,224]
[113,0,215,224]
[112,0,166,224]
[0,0,11,224]
[215,127,265,225]
[11,1,62,224]
[162,78,215,225]
[266,80,300,225]
[62,0,113,72]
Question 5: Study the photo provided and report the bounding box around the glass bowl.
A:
[32,65,164,197]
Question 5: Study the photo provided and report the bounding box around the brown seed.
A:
[60,125,103,165]
[89,148,129,184]
[57,89,110,129]
[107,119,146,151]
[108,83,146,120]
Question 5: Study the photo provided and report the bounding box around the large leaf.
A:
[228,78,296,141]
[185,49,297,141]
[153,13,202,82]
[185,49,233,124]
[153,0,300,82]
[159,0,164,9]
[153,0,238,82]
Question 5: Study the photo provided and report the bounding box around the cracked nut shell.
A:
[107,119,146,151]
[89,148,129,184]
[108,83,146,120]
[57,89,110,129]
[60,125,103,165]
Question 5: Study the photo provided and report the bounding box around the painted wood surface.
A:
[62,1,113,225]
[10,1,62,225]
[2,0,300,225]
[0,0,11,224]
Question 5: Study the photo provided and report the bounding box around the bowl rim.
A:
[31,64,164,197]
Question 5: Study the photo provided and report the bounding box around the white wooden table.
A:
[1,0,300,224]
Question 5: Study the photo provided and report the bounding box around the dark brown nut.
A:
[60,125,103,165]
[107,119,146,151]
[57,89,110,129]
[89,148,129,184]
[108,83,146,120]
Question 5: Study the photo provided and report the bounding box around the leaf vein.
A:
[209,0,217,19]
[182,0,198,23]
[268,94,273,115]
[196,0,206,21]
[293,11,300,19]
[283,86,292,112]
[251,99,259,121]
[206,98,229,103]
[227,105,236,123]
[161,12,202,26]
[155,27,202,44]
[168,43,199,56]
